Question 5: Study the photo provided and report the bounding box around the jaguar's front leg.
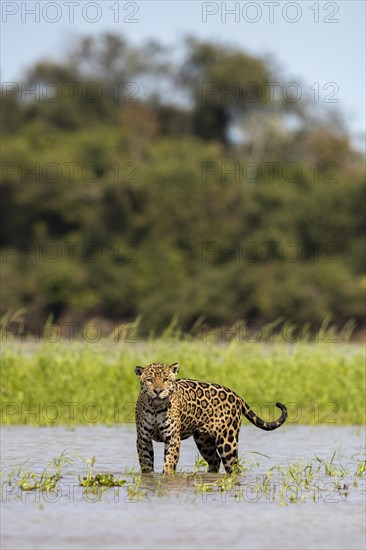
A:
[136,428,154,473]
[163,433,181,475]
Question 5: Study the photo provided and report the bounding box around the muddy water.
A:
[1,425,365,550]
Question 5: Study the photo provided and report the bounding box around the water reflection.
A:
[1,425,365,550]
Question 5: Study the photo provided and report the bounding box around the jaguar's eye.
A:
[145,380,153,385]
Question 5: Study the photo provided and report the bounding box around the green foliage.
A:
[79,473,127,488]
[1,33,365,333]
[4,449,364,505]
[1,340,364,425]
[79,456,127,489]
[181,37,272,142]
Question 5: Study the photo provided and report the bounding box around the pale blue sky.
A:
[1,0,365,147]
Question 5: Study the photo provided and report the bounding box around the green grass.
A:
[3,451,365,506]
[0,338,364,425]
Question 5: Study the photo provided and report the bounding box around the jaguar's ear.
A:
[169,363,180,375]
[134,366,144,377]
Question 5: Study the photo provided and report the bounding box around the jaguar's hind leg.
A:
[193,432,221,473]
[216,431,240,474]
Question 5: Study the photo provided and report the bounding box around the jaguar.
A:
[135,362,287,474]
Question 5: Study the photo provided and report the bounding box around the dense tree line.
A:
[1,34,365,336]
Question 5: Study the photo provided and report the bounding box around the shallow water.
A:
[1,424,365,550]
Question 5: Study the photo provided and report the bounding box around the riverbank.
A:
[1,340,364,425]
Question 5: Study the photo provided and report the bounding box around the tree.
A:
[180,38,273,144]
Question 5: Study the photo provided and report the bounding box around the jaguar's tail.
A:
[241,400,287,431]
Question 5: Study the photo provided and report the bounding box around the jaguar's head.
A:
[134,362,179,401]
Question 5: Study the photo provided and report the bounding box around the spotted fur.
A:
[134,362,287,474]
